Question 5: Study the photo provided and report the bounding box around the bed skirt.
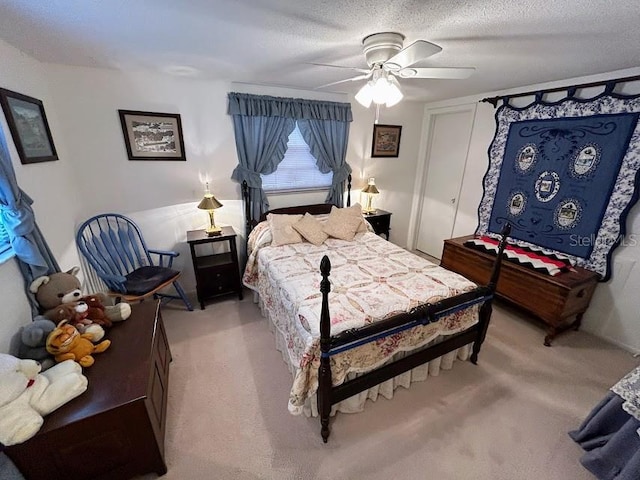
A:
[256,293,472,417]
[569,391,640,480]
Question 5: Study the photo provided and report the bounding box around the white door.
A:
[416,105,476,258]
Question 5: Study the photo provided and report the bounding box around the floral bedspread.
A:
[612,365,640,422]
[244,219,480,414]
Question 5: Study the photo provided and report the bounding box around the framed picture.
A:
[118,110,186,161]
[0,88,58,164]
[371,124,402,158]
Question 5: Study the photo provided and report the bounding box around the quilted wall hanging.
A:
[477,84,640,281]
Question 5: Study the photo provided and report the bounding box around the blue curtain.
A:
[0,128,59,314]
[229,113,295,222]
[298,119,351,206]
[228,92,353,222]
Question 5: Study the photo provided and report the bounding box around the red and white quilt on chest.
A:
[464,236,575,276]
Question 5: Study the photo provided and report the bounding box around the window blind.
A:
[262,124,333,192]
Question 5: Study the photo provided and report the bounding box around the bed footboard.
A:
[317,224,511,443]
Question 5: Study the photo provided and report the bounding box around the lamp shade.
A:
[355,82,374,108]
[362,184,379,195]
[197,195,222,210]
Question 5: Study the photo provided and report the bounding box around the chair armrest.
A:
[148,249,179,268]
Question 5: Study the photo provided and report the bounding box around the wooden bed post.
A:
[346,174,352,207]
[241,180,251,240]
[318,255,332,443]
[471,223,511,364]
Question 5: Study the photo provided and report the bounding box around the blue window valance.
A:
[227,93,353,122]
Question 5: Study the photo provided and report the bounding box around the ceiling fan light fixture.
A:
[385,78,404,107]
[355,82,374,108]
[371,77,392,104]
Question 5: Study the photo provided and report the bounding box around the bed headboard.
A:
[241,174,352,239]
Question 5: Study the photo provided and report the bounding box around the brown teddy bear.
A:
[44,302,106,342]
[46,320,110,368]
[30,267,131,328]
[81,294,113,328]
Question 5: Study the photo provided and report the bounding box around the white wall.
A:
[0,39,83,268]
[414,67,640,353]
[0,39,83,342]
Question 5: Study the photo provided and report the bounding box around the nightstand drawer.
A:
[200,265,237,295]
[364,210,392,240]
[366,216,389,232]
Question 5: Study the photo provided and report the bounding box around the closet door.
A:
[416,104,476,258]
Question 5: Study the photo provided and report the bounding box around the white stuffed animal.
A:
[0,353,88,446]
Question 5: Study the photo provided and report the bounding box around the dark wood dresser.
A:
[6,301,171,479]
[440,235,599,346]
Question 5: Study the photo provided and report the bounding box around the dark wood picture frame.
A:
[118,110,186,161]
[371,124,402,158]
[0,88,58,164]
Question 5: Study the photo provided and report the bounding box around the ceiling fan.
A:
[314,32,475,108]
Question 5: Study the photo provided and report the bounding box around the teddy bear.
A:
[44,302,106,342]
[0,353,88,446]
[81,294,113,328]
[46,320,110,368]
[12,316,57,371]
[29,267,131,330]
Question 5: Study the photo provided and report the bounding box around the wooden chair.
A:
[76,213,193,310]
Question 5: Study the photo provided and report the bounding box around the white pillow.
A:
[267,214,303,246]
[323,206,363,241]
[293,213,328,246]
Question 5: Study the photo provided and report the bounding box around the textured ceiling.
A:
[0,0,639,102]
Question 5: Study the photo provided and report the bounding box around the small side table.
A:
[364,209,392,240]
[187,226,243,310]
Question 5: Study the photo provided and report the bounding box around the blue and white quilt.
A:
[477,92,640,280]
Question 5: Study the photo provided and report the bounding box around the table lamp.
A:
[197,183,223,236]
[362,178,379,214]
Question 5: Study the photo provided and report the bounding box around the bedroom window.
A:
[261,124,333,193]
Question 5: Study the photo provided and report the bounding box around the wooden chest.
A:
[440,235,599,346]
[7,301,171,479]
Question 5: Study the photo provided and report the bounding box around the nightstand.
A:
[364,209,392,240]
[187,226,243,310]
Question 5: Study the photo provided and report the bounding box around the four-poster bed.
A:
[241,178,510,442]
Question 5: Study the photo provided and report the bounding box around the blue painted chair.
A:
[76,213,193,311]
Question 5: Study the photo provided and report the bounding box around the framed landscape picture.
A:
[118,110,186,161]
[0,88,58,164]
[371,124,402,158]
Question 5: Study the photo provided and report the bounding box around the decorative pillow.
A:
[323,206,363,241]
[340,203,368,232]
[292,213,328,246]
[267,214,303,246]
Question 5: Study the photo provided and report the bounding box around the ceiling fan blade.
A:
[315,73,371,89]
[384,40,442,70]
[306,62,371,74]
[397,67,476,79]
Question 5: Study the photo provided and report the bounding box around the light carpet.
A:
[141,292,636,480]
